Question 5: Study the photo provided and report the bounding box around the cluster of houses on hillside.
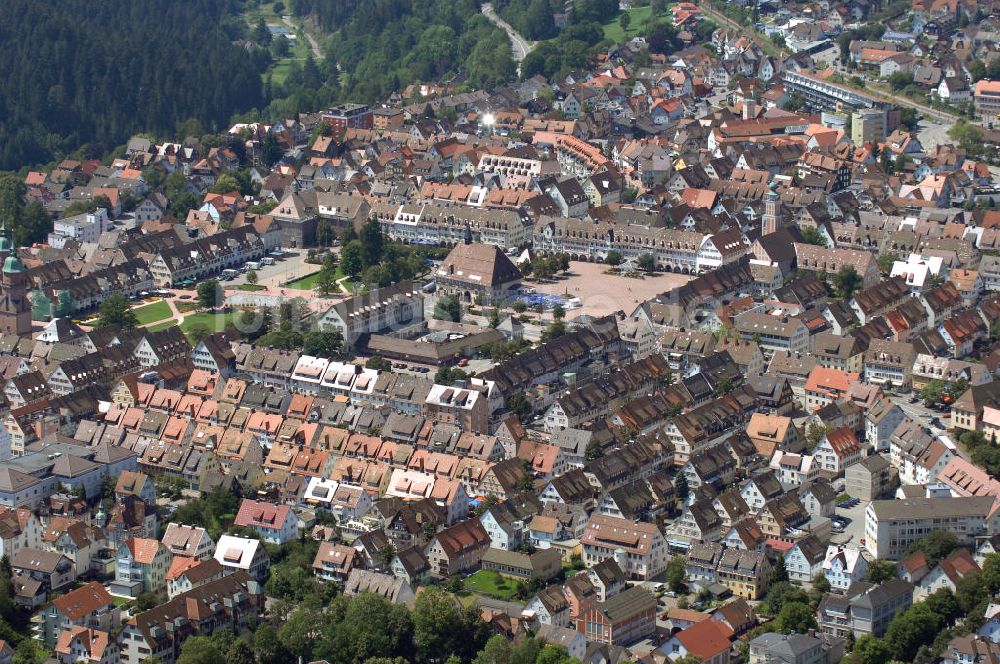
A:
[7,0,1000,662]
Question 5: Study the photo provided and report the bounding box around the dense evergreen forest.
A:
[494,0,560,41]
[0,0,516,170]
[0,0,265,170]
[288,0,515,105]
[288,0,361,32]
[510,0,691,81]
[493,0,620,42]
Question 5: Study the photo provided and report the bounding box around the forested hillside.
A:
[288,0,362,32]
[0,0,517,171]
[0,0,265,170]
[494,0,620,42]
[494,0,560,41]
[291,0,515,103]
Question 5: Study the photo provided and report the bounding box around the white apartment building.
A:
[48,209,110,249]
[864,496,997,559]
[477,152,543,189]
[735,312,809,356]
[580,514,668,580]
[316,281,424,345]
[372,203,531,248]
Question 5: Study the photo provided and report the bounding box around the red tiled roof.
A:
[51,582,113,620]
[824,427,862,457]
[234,499,292,530]
[673,619,733,659]
[126,537,163,565]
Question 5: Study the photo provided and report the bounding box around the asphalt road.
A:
[888,394,951,438]
[481,3,534,62]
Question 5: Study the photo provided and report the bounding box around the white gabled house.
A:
[823,545,868,591]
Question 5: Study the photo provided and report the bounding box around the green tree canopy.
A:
[366,356,392,371]
[774,601,817,634]
[866,559,896,584]
[341,241,364,277]
[434,294,461,322]
[667,556,687,593]
[412,586,490,663]
[197,280,222,310]
[905,530,959,566]
[177,637,225,664]
[97,292,137,329]
[833,265,862,299]
[773,554,789,584]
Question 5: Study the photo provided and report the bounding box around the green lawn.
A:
[180,312,236,339]
[284,267,361,292]
[150,312,237,342]
[243,2,316,86]
[284,270,325,289]
[241,0,284,22]
[147,319,179,332]
[463,570,520,600]
[237,284,268,291]
[134,300,172,325]
[602,6,655,42]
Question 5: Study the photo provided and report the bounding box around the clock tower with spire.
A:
[762,181,782,235]
[0,223,32,336]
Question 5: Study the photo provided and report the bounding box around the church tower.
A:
[0,224,32,336]
[762,181,781,235]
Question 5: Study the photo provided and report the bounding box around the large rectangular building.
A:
[864,496,997,559]
[118,572,263,664]
[580,514,669,580]
[576,586,656,646]
[316,281,424,346]
[322,103,373,132]
[975,80,1000,121]
[783,70,888,112]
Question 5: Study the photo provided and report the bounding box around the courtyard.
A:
[528,261,692,318]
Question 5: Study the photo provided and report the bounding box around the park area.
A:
[144,311,236,342]
[602,5,655,42]
[179,312,236,337]
[462,570,520,601]
[284,267,363,294]
[133,300,172,325]
[284,270,325,289]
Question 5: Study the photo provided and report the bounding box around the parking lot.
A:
[225,249,322,289]
[832,498,869,549]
